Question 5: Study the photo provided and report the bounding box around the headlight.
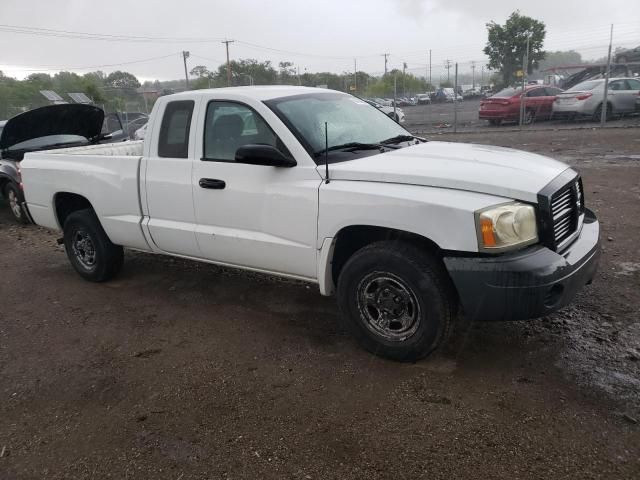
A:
[476,202,538,252]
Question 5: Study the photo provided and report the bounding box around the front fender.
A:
[317,180,511,252]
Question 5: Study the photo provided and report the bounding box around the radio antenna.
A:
[324,121,330,184]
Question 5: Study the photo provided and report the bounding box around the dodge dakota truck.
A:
[21,86,600,361]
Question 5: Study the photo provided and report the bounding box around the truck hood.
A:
[327,141,570,202]
[0,104,104,150]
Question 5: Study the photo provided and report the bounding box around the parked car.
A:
[479,85,563,125]
[615,46,640,64]
[552,78,640,121]
[363,98,406,123]
[462,87,483,100]
[432,88,462,103]
[126,116,149,139]
[396,97,415,107]
[416,93,432,105]
[0,104,107,223]
[480,86,494,98]
[21,86,599,362]
[134,123,148,140]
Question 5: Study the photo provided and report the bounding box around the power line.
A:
[0,52,181,73]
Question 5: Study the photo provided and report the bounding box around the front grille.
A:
[538,173,585,251]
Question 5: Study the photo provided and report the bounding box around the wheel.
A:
[523,109,535,125]
[4,182,29,224]
[337,241,456,362]
[63,209,124,282]
[388,112,399,122]
[488,119,502,126]
[593,103,612,122]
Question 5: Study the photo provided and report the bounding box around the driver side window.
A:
[203,102,285,162]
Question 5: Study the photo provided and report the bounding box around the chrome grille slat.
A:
[553,207,573,222]
[552,197,572,212]
[547,177,583,251]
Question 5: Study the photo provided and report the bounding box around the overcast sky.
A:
[0,0,638,82]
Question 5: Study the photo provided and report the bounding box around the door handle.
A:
[199,178,226,189]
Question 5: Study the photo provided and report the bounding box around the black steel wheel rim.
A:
[71,229,97,270]
[7,188,22,219]
[356,272,421,342]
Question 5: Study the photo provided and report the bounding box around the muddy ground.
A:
[1,128,639,479]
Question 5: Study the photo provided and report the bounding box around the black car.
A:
[0,104,106,223]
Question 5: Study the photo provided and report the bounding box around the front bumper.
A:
[443,209,600,321]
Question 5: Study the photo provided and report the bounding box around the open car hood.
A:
[0,104,104,150]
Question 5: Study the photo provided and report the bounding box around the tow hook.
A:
[56,237,64,245]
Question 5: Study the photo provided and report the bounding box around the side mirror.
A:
[235,144,297,168]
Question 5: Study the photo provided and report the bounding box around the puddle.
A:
[614,262,640,276]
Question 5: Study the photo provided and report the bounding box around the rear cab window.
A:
[158,100,194,158]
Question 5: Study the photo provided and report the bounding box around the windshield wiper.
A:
[313,142,386,157]
[380,134,425,145]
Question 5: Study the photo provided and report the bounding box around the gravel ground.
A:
[1,127,639,479]
[403,99,640,134]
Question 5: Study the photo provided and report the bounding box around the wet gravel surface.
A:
[1,128,639,479]
[403,99,640,134]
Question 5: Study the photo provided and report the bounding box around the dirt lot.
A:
[1,128,639,479]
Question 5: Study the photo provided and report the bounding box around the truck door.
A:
[191,100,320,280]
[144,99,200,256]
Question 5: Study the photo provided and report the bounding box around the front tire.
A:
[63,209,124,282]
[523,109,535,125]
[337,241,456,362]
[4,182,28,224]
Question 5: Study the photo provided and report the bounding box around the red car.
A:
[479,85,563,125]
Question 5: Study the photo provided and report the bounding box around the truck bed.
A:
[21,141,150,251]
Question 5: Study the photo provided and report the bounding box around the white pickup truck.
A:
[21,86,600,361]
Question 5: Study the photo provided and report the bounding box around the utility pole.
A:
[444,59,452,83]
[297,65,301,85]
[383,53,389,75]
[471,61,476,90]
[429,49,432,87]
[354,58,357,92]
[601,24,614,127]
[393,73,397,120]
[519,35,530,127]
[182,51,190,89]
[454,63,458,133]
[481,65,484,86]
[222,40,235,86]
[402,62,407,97]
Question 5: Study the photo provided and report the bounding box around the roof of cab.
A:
[168,85,340,102]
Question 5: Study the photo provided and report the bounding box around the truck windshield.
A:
[265,92,409,163]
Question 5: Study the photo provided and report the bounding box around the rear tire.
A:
[63,209,124,282]
[4,182,29,224]
[593,103,612,122]
[488,119,502,126]
[337,241,456,362]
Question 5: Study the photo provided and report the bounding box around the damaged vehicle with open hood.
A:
[0,103,106,223]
